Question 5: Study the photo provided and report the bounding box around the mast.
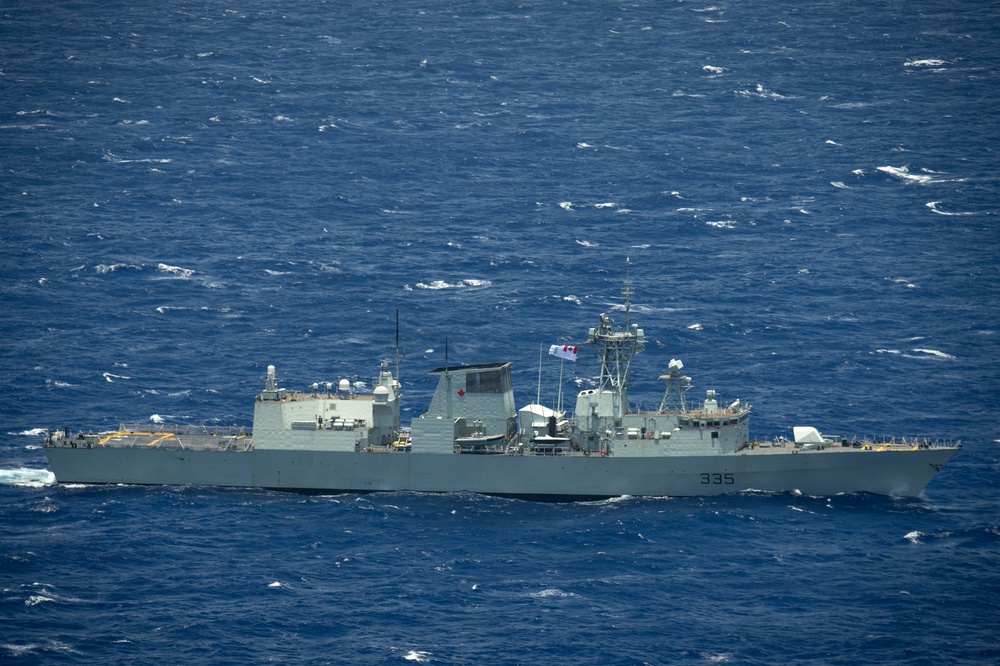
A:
[444,337,452,419]
[394,309,405,382]
[536,343,543,405]
[586,258,646,418]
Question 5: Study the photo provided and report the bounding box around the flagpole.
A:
[536,342,543,405]
[557,357,565,413]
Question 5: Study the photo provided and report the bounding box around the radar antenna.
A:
[658,359,692,414]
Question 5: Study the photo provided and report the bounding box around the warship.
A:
[43,265,960,499]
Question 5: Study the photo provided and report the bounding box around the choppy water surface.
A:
[2,0,998,663]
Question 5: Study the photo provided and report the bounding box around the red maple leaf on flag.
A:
[457,389,466,396]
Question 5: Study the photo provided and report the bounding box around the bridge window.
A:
[465,369,507,394]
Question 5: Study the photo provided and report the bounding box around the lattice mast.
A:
[587,259,646,418]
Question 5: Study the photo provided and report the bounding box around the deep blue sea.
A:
[2,0,999,663]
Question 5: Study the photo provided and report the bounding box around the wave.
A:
[0,468,55,488]
[412,279,492,290]
[530,588,579,598]
[157,263,196,278]
[904,59,948,68]
[926,201,974,216]
[95,263,142,274]
[875,348,955,360]
[734,84,790,100]
[877,165,964,185]
[9,427,47,437]
[103,372,131,382]
[102,150,172,164]
[45,379,74,389]
[910,348,955,360]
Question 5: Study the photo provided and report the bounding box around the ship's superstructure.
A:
[42,266,960,499]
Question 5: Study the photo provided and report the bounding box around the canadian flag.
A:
[549,344,579,361]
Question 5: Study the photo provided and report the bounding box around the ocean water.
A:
[2,0,999,663]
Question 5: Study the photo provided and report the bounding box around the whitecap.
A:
[575,240,598,247]
[831,181,848,189]
[267,581,283,588]
[876,165,934,184]
[25,595,55,607]
[563,295,582,305]
[414,279,492,290]
[558,201,574,210]
[874,349,902,355]
[95,263,141,274]
[594,202,617,208]
[904,59,947,67]
[150,414,165,424]
[825,139,841,146]
[12,428,47,437]
[705,220,737,229]
[735,83,788,99]
[925,201,974,216]
[576,142,593,148]
[103,372,131,382]
[0,468,55,488]
[157,263,195,278]
[904,530,923,543]
[687,323,703,330]
[403,651,432,663]
[703,65,726,75]
[531,588,578,598]
[911,348,955,360]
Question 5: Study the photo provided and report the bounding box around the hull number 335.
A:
[701,473,735,485]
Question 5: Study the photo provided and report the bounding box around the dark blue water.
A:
[2,0,999,663]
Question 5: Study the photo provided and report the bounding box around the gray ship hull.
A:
[44,445,959,499]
